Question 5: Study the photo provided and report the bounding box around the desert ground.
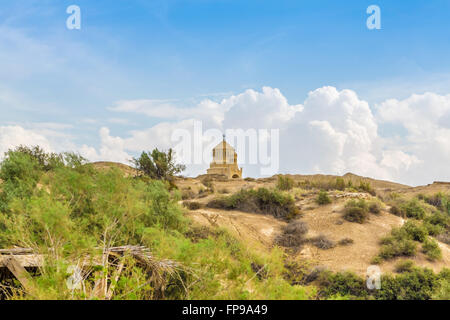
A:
[174,172,450,276]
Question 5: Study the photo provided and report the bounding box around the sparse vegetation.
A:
[343,199,369,223]
[317,267,448,300]
[275,220,308,248]
[422,238,442,261]
[377,227,418,260]
[1,146,448,300]
[183,201,203,210]
[402,199,426,220]
[368,199,382,214]
[403,221,428,242]
[335,177,346,191]
[0,146,313,300]
[277,175,294,191]
[338,238,354,246]
[207,188,299,220]
[395,260,415,273]
[316,191,331,205]
[308,234,336,250]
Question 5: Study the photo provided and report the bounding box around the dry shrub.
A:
[338,238,354,246]
[277,175,294,191]
[218,188,230,194]
[308,234,336,250]
[183,201,203,210]
[368,200,382,214]
[275,220,308,248]
[181,189,196,200]
[436,231,450,245]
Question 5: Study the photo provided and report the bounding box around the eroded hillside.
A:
[176,174,450,277]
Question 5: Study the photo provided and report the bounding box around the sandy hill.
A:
[91,162,449,276]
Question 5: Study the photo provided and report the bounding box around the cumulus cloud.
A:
[2,87,450,186]
[376,92,450,184]
[0,125,53,156]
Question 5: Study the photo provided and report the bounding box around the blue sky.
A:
[1,0,450,185]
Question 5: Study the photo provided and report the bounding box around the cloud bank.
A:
[1,86,450,186]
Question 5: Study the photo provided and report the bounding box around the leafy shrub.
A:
[316,191,331,205]
[0,147,318,300]
[277,175,294,191]
[403,221,428,242]
[317,271,368,299]
[207,188,299,220]
[275,220,308,248]
[357,181,376,196]
[375,268,440,300]
[335,177,346,191]
[378,227,417,260]
[422,238,442,261]
[395,260,414,273]
[343,207,367,224]
[389,205,404,217]
[424,210,449,230]
[343,199,369,223]
[423,192,448,211]
[368,200,382,214]
[402,199,426,220]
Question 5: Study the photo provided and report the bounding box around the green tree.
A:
[132,148,185,181]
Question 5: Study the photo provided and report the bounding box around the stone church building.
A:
[207,136,242,179]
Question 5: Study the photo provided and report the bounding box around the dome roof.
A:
[213,140,235,151]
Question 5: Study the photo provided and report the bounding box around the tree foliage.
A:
[131,148,185,181]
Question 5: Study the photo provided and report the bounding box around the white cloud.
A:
[109,99,226,126]
[0,125,53,156]
[2,87,450,186]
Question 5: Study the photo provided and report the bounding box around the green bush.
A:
[207,188,299,220]
[422,238,442,261]
[317,271,368,299]
[316,191,331,205]
[357,181,376,196]
[317,267,447,300]
[335,177,346,191]
[402,199,426,220]
[277,176,294,191]
[375,268,440,300]
[395,260,415,273]
[389,205,404,217]
[403,221,428,242]
[343,199,369,223]
[368,200,382,214]
[378,227,417,260]
[0,148,317,300]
